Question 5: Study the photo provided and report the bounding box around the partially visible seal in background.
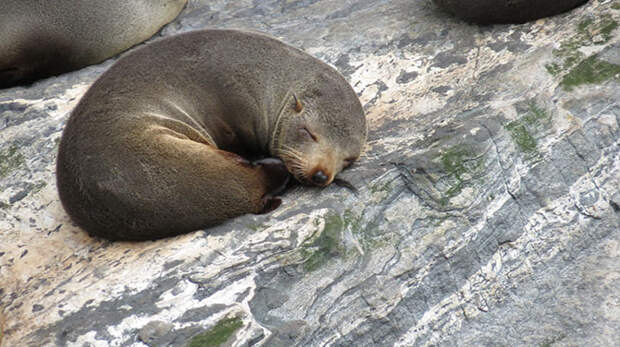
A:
[0,0,187,88]
[432,0,589,24]
[56,29,367,241]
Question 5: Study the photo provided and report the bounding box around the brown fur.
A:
[0,0,187,88]
[56,29,366,241]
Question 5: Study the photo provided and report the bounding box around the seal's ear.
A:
[293,93,303,113]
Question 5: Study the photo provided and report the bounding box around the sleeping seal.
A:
[56,29,367,241]
[0,0,187,88]
[432,0,589,24]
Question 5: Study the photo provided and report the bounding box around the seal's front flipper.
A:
[333,177,358,194]
[251,158,289,215]
[253,158,290,197]
[258,196,282,214]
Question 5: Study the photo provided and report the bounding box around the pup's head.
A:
[272,71,366,186]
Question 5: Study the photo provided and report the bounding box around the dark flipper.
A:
[253,158,291,197]
[259,196,282,214]
[333,177,358,194]
[251,158,290,215]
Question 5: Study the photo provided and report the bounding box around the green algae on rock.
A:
[560,55,620,90]
[187,317,243,347]
[504,102,550,158]
[438,146,485,206]
[545,14,619,89]
[0,145,25,178]
[300,213,345,272]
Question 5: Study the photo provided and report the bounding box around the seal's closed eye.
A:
[300,126,318,142]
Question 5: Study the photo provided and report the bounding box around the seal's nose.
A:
[312,170,329,185]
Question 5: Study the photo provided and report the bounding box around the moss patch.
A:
[187,317,243,347]
[301,213,345,272]
[369,179,393,194]
[506,122,537,153]
[505,102,549,157]
[440,148,469,203]
[293,209,386,271]
[32,181,48,194]
[342,209,363,234]
[561,54,620,90]
[539,333,566,347]
[438,146,485,206]
[0,145,25,178]
[245,222,266,232]
[598,18,619,42]
[545,14,619,89]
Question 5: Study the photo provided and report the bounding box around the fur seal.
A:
[432,0,589,24]
[0,0,187,88]
[56,29,366,241]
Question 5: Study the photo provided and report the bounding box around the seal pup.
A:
[56,29,366,241]
[432,0,589,24]
[0,0,187,88]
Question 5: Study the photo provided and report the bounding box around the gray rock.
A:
[138,320,173,346]
[1,0,618,346]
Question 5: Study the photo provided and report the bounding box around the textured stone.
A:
[0,0,618,346]
[138,320,173,346]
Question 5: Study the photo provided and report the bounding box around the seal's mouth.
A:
[283,159,334,187]
[277,150,332,187]
[282,158,314,185]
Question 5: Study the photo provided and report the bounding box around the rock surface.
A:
[1,0,618,346]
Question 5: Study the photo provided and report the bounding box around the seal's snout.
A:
[311,170,329,185]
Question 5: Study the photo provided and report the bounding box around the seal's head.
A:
[272,71,366,187]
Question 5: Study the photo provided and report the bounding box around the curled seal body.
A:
[56,29,367,240]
